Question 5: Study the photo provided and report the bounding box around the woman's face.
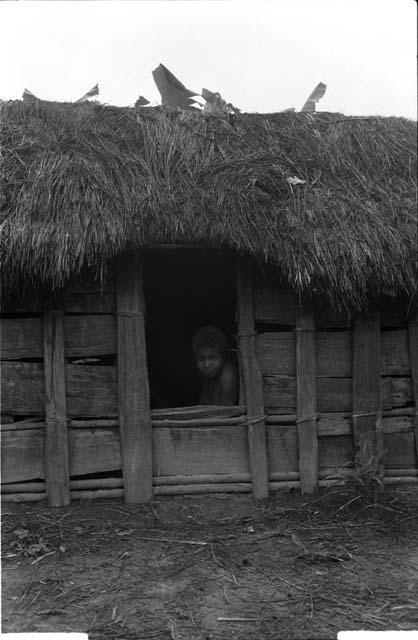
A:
[195,346,225,379]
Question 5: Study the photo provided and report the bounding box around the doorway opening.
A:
[143,250,238,409]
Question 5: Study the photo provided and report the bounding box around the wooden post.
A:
[352,306,383,477]
[237,262,269,499]
[116,253,152,503]
[43,310,70,506]
[296,302,318,494]
[407,304,418,463]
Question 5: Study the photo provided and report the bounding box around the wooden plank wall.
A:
[2,264,417,501]
[253,278,417,483]
[381,302,416,471]
[254,283,354,480]
[1,270,120,503]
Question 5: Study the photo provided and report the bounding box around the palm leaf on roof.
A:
[152,64,199,108]
[301,83,327,112]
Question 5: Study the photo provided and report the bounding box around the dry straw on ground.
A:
[2,487,418,639]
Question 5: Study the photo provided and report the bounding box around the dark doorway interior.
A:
[144,250,237,408]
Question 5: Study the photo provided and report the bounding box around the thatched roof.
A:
[1,100,416,307]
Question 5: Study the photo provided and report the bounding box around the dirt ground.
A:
[2,485,418,640]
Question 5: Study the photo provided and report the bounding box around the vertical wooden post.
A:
[116,253,152,503]
[352,306,383,477]
[296,302,318,494]
[237,261,269,499]
[407,305,418,463]
[43,310,70,506]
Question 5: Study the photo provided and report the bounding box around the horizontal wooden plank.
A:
[1,492,46,502]
[1,422,45,432]
[383,431,417,468]
[318,414,352,437]
[255,333,295,375]
[380,330,410,376]
[64,315,117,357]
[317,378,352,412]
[383,416,414,434]
[1,318,43,359]
[317,414,414,437]
[381,377,413,409]
[3,420,413,490]
[256,331,353,378]
[66,365,118,417]
[264,377,363,414]
[4,477,418,499]
[266,425,299,473]
[153,426,249,476]
[265,376,353,413]
[2,481,46,493]
[154,484,252,496]
[1,362,44,415]
[2,313,118,350]
[1,429,45,482]
[1,315,118,359]
[254,288,296,326]
[263,376,296,410]
[265,413,296,423]
[1,362,118,417]
[68,428,121,475]
[385,469,418,477]
[1,427,121,482]
[69,419,118,428]
[152,416,246,427]
[3,425,415,486]
[151,405,246,420]
[316,332,352,378]
[318,435,354,468]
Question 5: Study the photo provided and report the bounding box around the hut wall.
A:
[253,281,417,483]
[1,274,122,503]
[1,270,417,504]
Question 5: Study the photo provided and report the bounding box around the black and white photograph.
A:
[0,0,417,638]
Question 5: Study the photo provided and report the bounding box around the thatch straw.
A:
[1,100,416,307]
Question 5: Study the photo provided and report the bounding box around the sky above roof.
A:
[1,0,416,119]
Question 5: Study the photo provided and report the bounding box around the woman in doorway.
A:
[192,326,238,406]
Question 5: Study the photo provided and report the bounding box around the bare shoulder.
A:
[217,361,239,405]
[219,362,239,395]
[220,361,238,383]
